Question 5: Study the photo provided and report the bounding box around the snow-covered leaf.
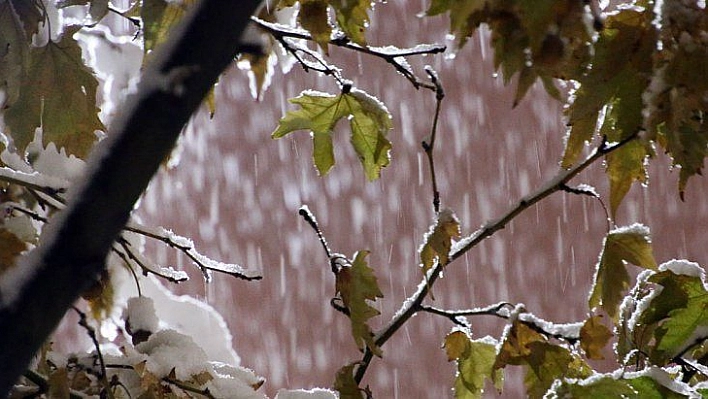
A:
[444,331,502,399]
[419,208,460,276]
[589,224,657,321]
[272,89,392,180]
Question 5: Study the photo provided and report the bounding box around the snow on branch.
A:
[125,222,262,281]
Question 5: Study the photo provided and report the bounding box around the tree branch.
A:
[0,0,262,395]
[252,18,446,91]
[353,134,639,383]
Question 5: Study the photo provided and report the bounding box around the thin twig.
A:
[353,133,640,383]
[418,302,581,343]
[298,205,333,259]
[72,306,114,399]
[252,18,445,91]
[421,66,445,213]
[124,222,262,281]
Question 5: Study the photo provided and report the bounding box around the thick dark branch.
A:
[0,0,262,394]
[354,134,639,383]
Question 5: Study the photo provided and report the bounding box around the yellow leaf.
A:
[333,362,364,399]
[298,0,331,53]
[580,315,613,360]
[335,251,383,355]
[4,26,104,158]
[444,330,471,361]
[0,228,27,274]
[589,224,656,321]
[420,208,461,274]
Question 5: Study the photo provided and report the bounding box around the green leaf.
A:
[330,0,372,46]
[3,26,103,158]
[627,374,690,399]
[335,251,384,355]
[579,315,613,360]
[272,89,392,180]
[641,264,708,364]
[605,139,650,218]
[551,376,636,398]
[562,6,656,168]
[142,0,195,55]
[333,362,364,399]
[589,224,657,321]
[444,332,502,399]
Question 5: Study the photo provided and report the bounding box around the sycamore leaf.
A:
[444,332,502,399]
[330,0,371,46]
[495,319,590,398]
[605,139,650,218]
[523,342,591,399]
[0,228,27,274]
[641,266,708,364]
[646,4,708,199]
[333,362,364,399]
[589,224,657,321]
[272,89,392,180]
[0,0,32,109]
[562,6,655,168]
[82,269,114,321]
[419,208,461,275]
[298,0,331,53]
[551,376,637,398]
[48,368,71,398]
[579,315,613,360]
[142,0,196,56]
[444,330,470,361]
[628,374,689,399]
[335,251,383,355]
[3,26,103,158]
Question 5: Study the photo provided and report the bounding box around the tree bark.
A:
[0,0,262,394]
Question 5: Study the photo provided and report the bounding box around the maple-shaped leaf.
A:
[3,26,103,158]
[550,376,637,398]
[579,315,613,360]
[495,319,591,398]
[298,0,332,53]
[427,0,590,104]
[330,0,371,47]
[605,139,650,218]
[0,228,27,274]
[645,3,708,199]
[142,0,196,56]
[562,5,655,177]
[272,88,392,180]
[0,1,34,109]
[589,224,657,321]
[419,208,461,275]
[333,362,364,399]
[444,331,502,399]
[639,263,708,364]
[335,251,383,355]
